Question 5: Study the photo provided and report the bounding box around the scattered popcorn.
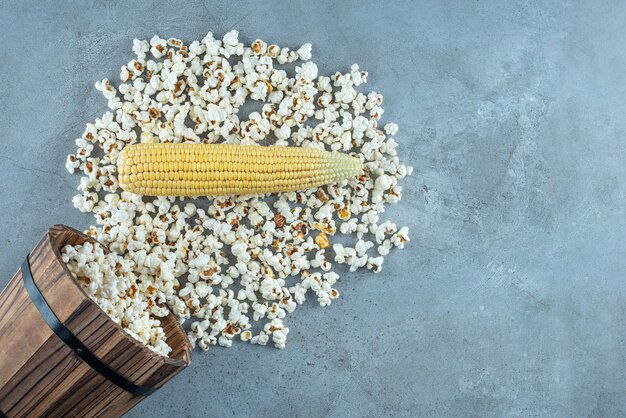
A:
[65,31,413,351]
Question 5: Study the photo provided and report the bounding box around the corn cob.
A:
[117,143,363,197]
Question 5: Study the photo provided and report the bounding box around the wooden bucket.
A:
[0,225,192,417]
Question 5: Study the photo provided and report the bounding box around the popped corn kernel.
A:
[314,232,330,249]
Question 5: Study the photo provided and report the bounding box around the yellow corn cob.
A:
[117,143,363,197]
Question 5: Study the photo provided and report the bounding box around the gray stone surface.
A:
[1,0,625,416]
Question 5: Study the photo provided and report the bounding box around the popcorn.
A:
[65,154,80,174]
[384,122,399,136]
[298,62,318,81]
[62,242,171,357]
[222,30,239,47]
[296,43,312,61]
[66,30,413,351]
[355,239,374,256]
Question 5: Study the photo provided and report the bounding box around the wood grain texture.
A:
[0,225,192,417]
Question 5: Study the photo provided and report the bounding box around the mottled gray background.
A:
[1,0,625,416]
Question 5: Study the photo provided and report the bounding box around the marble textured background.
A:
[1,1,625,416]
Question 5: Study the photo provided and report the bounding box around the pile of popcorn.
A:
[64,30,413,354]
[62,242,172,356]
